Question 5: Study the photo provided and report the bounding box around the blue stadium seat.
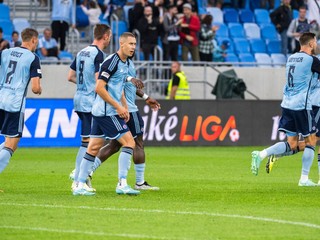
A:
[0,19,13,40]
[13,18,30,35]
[271,53,286,67]
[58,51,73,61]
[238,53,256,66]
[76,5,89,27]
[254,9,271,24]
[239,9,255,23]
[233,38,250,54]
[260,23,279,40]
[228,23,245,39]
[223,8,239,23]
[225,53,239,63]
[243,23,261,39]
[214,23,229,38]
[216,37,234,53]
[250,39,267,53]
[255,53,272,66]
[112,20,128,37]
[293,9,299,19]
[0,4,10,20]
[267,39,282,53]
[123,5,133,25]
[207,7,223,23]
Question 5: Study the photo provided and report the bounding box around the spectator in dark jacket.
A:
[137,5,163,60]
[270,0,293,54]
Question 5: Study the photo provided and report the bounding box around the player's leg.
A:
[133,135,159,190]
[251,108,298,175]
[299,133,317,186]
[115,131,140,195]
[0,137,19,173]
[91,139,121,173]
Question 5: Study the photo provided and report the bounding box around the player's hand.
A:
[146,97,161,111]
[131,78,144,89]
[117,106,129,121]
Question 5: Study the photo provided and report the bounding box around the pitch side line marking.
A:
[0,225,190,240]
[1,202,320,230]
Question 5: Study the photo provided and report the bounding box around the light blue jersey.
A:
[92,53,129,116]
[281,52,320,110]
[125,59,139,113]
[0,47,42,112]
[70,45,104,112]
[51,0,75,25]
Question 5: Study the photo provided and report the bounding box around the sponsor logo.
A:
[101,71,110,79]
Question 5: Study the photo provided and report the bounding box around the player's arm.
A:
[169,74,180,100]
[95,79,129,120]
[127,76,144,89]
[120,91,130,122]
[311,56,320,74]
[67,69,77,84]
[68,58,77,83]
[30,55,42,95]
[136,89,161,111]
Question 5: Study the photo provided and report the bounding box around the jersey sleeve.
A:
[0,50,2,66]
[70,57,76,71]
[311,56,320,74]
[94,51,104,73]
[30,55,42,78]
[172,74,180,86]
[98,56,118,83]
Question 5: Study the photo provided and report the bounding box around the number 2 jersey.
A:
[281,51,320,111]
[0,47,42,112]
[70,45,105,113]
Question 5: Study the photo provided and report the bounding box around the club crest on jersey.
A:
[123,124,127,129]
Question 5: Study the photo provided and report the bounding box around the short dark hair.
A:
[94,24,111,40]
[299,32,316,46]
[0,27,3,33]
[21,28,39,42]
[120,32,136,40]
[202,14,213,25]
[12,31,19,36]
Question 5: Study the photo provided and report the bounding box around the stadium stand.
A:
[12,18,30,35]
[271,53,287,67]
[255,53,272,66]
[224,53,239,63]
[76,5,89,27]
[238,53,256,66]
[260,23,279,40]
[0,3,10,20]
[0,19,13,40]
[214,23,229,38]
[243,23,261,39]
[250,39,267,54]
[223,8,239,23]
[228,23,245,39]
[254,9,271,24]
[233,38,251,54]
[239,9,255,23]
[267,40,282,54]
[207,7,223,23]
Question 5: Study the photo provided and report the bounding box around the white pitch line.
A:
[0,225,190,240]
[1,202,320,230]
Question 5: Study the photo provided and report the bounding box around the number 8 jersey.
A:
[281,52,320,111]
[0,47,42,112]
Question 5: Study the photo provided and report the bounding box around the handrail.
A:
[110,13,119,53]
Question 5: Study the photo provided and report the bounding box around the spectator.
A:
[270,0,293,54]
[104,0,127,21]
[0,28,9,50]
[178,3,200,61]
[51,0,76,51]
[307,0,320,33]
[9,31,22,48]
[137,5,163,60]
[213,40,229,62]
[199,14,218,62]
[166,61,190,100]
[260,0,274,9]
[287,5,311,53]
[177,0,198,14]
[128,0,146,32]
[81,0,102,26]
[38,28,60,58]
[162,4,180,61]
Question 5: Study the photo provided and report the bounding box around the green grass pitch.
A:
[0,146,320,239]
